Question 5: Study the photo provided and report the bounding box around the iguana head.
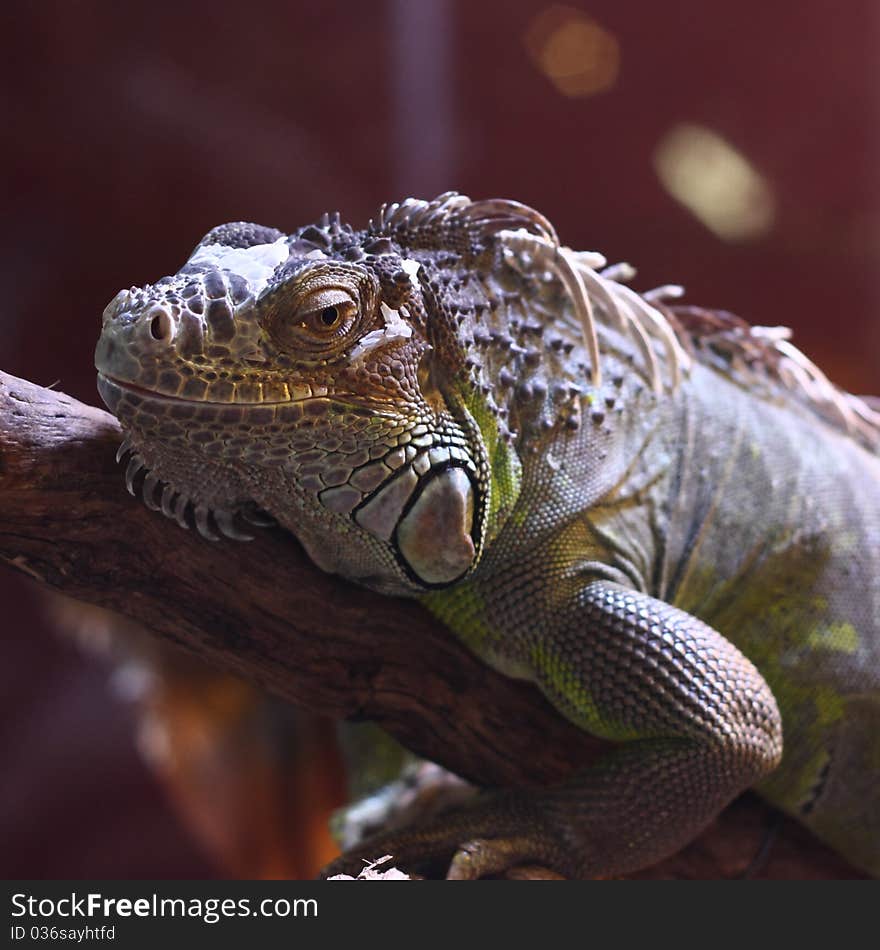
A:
[95,194,548,595]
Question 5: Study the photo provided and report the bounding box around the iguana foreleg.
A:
[323,583,783,878]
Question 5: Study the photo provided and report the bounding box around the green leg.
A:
[322,582,783,879]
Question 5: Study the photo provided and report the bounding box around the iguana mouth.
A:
[98,373,312,407]
[99,375,195,403]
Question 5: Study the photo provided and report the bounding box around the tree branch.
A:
[0,370,863,877]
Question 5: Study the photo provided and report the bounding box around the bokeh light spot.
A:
[654,123,776,242]
[525,6,620,98]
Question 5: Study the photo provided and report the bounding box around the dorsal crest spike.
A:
[369,193,558,247]
[461,198,559,244]
[497,229,691,396]
[668,305,880,450]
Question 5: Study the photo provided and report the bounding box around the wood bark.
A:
[0,370,864,878]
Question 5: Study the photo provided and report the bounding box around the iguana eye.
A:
[270,287,360,354]
[295,289,358,339]
[319,306,340,327]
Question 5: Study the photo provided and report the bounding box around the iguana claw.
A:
[320,792,565,880]
[446,836,552,880]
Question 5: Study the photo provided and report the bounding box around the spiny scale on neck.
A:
[405,235,679,454]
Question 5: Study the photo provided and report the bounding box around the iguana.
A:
[94,193,880,878]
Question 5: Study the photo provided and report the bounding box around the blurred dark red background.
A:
[2,0,877,877]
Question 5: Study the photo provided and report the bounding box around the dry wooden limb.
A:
[0,370,864,878]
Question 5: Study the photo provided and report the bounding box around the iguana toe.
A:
[322,793,567,880]
[446,836,552,880]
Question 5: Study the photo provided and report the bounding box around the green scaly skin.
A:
[94,194,880,878]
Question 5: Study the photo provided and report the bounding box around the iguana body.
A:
[94,194,880,877]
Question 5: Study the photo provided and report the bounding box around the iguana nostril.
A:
[148,308,173,342]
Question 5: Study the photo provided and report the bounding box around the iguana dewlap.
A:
[95,194,880,878]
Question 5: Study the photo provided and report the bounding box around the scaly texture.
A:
[94,193,880,878]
